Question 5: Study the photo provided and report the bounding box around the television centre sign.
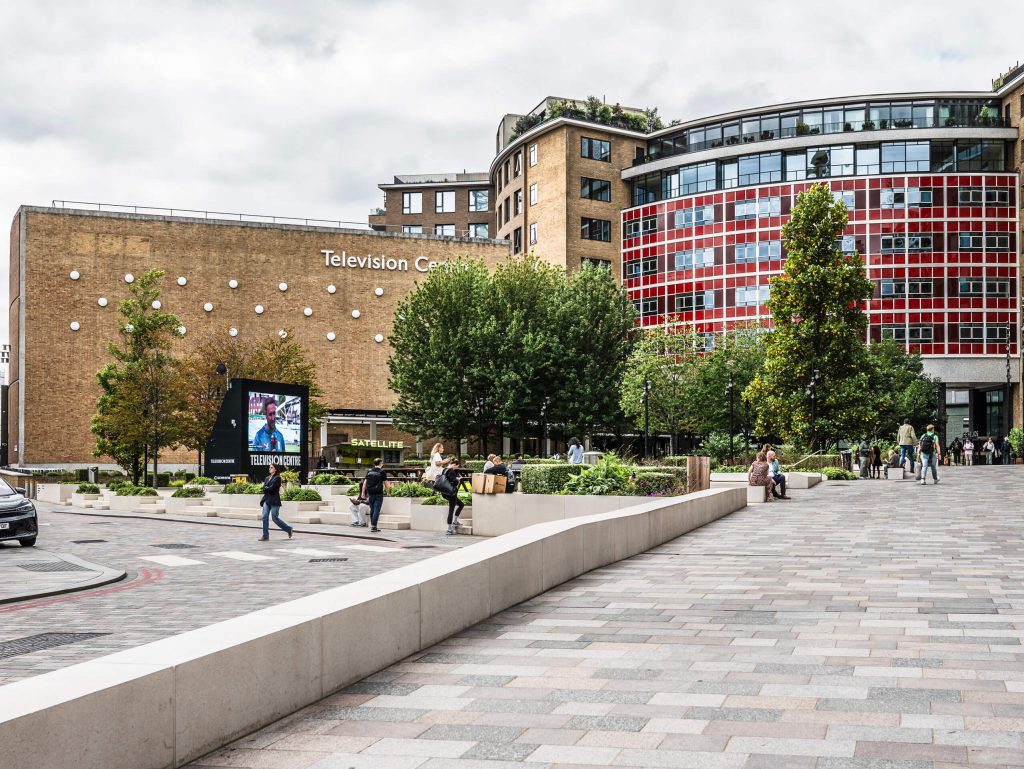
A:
[320,249,449,273]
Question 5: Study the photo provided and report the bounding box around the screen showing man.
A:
[248,392,302,453]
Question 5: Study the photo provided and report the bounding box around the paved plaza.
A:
[188,467,1023,768]
[0,506,480,685]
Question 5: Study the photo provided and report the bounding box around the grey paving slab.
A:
[173,466,1024,766]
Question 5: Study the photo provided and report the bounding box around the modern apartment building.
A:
[368,173,494,239]
[623,67,1024,438]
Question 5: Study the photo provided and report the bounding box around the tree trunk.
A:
[143,443,149,487]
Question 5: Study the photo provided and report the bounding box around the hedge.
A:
[309,473,353,486]
[421,491,472,506]
[788,454,843,470]
[171,486,206,498]
[386,482,434,498]
[156,472,171,487]
[632,472,677,496]
[224,482,263,494]
[76,483,100,494]
[136,487,159,497]
[519,464,584,494]
[189,476,216,485]
[636,466,687,487]
[283,487,322,502]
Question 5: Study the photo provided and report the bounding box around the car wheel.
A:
[19,537,36,547]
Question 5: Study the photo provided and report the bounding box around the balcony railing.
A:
[636,116,1013,166]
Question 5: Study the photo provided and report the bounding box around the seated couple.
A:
[748,450,790,500]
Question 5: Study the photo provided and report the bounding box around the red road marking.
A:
[0,567,164,613]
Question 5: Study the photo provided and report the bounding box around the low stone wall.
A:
[471,493,641,537]
[0,486,746,769]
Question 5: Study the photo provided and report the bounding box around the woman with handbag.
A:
[434,456,464,535]
[422,442,451,486]
[258,462,293,541]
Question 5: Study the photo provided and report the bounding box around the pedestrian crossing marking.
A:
[140,555,206,566]
[338,544,398,553]
[274,548,337,557]
[209,550,276,561]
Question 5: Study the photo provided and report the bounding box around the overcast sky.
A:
[2,0,1021,344]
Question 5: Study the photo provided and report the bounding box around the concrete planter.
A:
[280,500,322,515]
[207,493,262,510]
[36,484,78,503]
[381,497,423,517]
[709,472,748,483]
[305,484,353,498]
[471,493,641,537]
[70,492,101,506]
[409,503,472,532]
[109,494,162,511]
[165,496,209,514]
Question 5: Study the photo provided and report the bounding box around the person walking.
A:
[949,437,963,466]
[918,424,940,485]
[858,437,872,479]
[423,442,451,485]
[437,457,465,535]
[766,450,790,499]
[983,436,996,465]
[567,437,584,465]
[1001,435,1013,465]
[897,419,917,474]
[871,444,882,479]
[963,435,975,466]
[361,458,388,533]
[258,462,293,541]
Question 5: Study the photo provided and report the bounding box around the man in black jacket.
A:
[361,458,388,533]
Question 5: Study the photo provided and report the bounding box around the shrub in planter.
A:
[188,476,216,486]
[283,487,321,502]
[636,466,688,487]
[279,470,300,485]
[563,454,632,496]
[169,479,186,488]
[715,465,749,473]
[631,472,677,496]
[310,473,353,485]
[464,460,486,473]
[386,482,433,498]
[224,482,263,494]
[421,491,472,506]
[136,487,159,497]
[76,483,100,494]
[108,479,128,491]
[115,485,140,496]
[156,472,171,487]
[184,472,195,482]
[171,486,206,498]
[519,464,584,494]
[521,457,566,464]
[821,467,856,480]
[659,455,689,467]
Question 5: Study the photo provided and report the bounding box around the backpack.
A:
[920,434,934,455]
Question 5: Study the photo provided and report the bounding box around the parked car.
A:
[0,479,37,547]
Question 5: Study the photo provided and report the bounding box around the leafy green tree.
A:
[867,339,940,440]
[744,183,875,448]
[690,326,765,438]
[91,269,184,484]
[388,259,493,449]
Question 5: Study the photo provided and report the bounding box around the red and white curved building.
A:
[622,89,1021,437]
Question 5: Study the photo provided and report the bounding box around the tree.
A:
[690,326,766,438]
[549,262,637,439]
[91,269,184,484]
[176,330,327,464]
[744,183,875,448]
[867,339,940,440]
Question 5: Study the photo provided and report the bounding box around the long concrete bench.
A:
[0,486,746,769]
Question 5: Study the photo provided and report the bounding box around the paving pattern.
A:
[189,466,1024,768]
[0,506,478,685]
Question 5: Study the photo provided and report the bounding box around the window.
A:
[435,190,455,213]
[674,205,715,228]
[882,325,933,342]
[735,240,781,263]
[959,233,1011,250]
[833,191,856,210]
[986,280,1010,297]
[735,197,781,220]
[402,224,422,235]
[624,257,658,278]
[838,234,857,254]
[880,234,933,252]
[529,183,537,205]
[856,145,880,175]
[503,198,510,224]
[469,223,489,238]
[881,188,932,208]
[959,187,1010,205]
[881,141,930,172]
[529,222,537,245]
[581,177,612,201]
[674,247,715,270]
[513,152,522,177]
[529,144,538,166]
[582,257,610,270]
[958,278,983,296]
[959,323,984,342]
[675,291,715,312]
[880,279,931,297]
[513,227,522,254]
[581,217,611,241]
[514,189,523,216]
[504,160,510,185]
[632,297,658,316]
[698,332,716,351]
[680,161,717,194]
[987,324,1009,341]
[434,224,455,237]
[581,136,611,161]
[402,191,422,214]
[468,190,489,212]
[625,216,657,237]
[736,285,770,307]
[805,145,854,177]
[737,151,782,185]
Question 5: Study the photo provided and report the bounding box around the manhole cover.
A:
[72,539,107,544]
[309,558,349,563]
[402,545,436,549]
[0,632,111,660]
[17,561,92,573]
[151,544,199,549]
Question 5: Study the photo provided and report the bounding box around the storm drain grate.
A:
[17,561,92,573]
[402,545,436,549]
[0,632,112,660]
[309,558,349,563]
[151,543,200,549]
[72,539,107,544]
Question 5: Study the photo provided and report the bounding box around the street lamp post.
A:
[540,396,550,458]
[807,367,820,453]
[727,374,735,465]
[642,378,650,461]
[1006,319,1013,439]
